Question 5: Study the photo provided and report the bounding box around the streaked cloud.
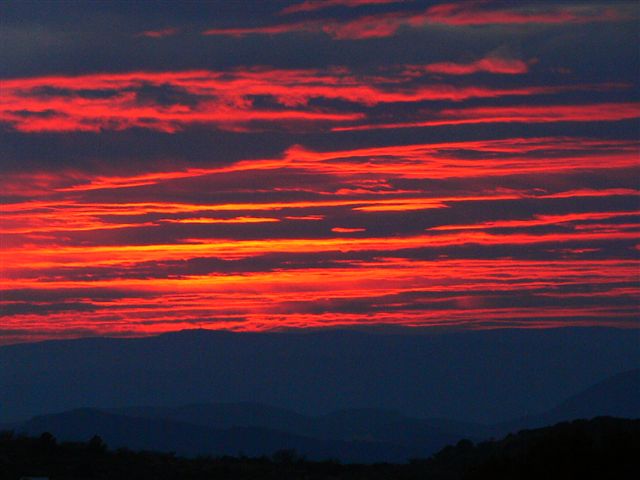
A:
[280,0,403,15]
[0,0,638,344]
[423,2,626,26]
[1,69,633,133]
[418,54,531,75]
[203,1,630,40]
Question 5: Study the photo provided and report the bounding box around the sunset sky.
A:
[1,0,638,344]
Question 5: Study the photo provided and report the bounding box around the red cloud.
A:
[3,69,616,133]
[424,2,624,26]
[3,130,637,339]
[419,55,531,75]
[4,255,637,342]
[202,13,409,40]
[335,102,640,131]
[6,137,633,196]
[0,70,370,133]
[281,0,401,15]
[204,2,627,40]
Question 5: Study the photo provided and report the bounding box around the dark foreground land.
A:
[1,417,638,479]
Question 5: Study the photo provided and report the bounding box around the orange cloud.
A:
[159,217,281,224]
[331,227,366,233]
[429,211,639,231]
[3,258,638,341]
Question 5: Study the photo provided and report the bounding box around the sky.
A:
[0,0,638,345]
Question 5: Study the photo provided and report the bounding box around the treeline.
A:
[1,417,638,479]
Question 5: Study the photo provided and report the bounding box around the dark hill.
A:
[110,403,478,453]
[16,404,474,462]
[422,417,640,479]
[3,417,638,478]
[18,408,420,463]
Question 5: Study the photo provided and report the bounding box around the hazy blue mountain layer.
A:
[2,328,638,425]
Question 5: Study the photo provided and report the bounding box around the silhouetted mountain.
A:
[12,367,640,463]
[421,417,640,479]
[16,408,432,463]
[499,369,640,434]
[2,328,638,425]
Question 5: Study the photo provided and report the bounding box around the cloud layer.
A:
[0,0,638,344]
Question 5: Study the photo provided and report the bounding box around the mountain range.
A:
[1,328,638,462]
[1,328,638,425]
[7,368,639,462]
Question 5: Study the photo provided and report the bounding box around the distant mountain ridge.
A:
[498,368,640,434]
[17,408,438,463]
[110,403,488,440]
[13,403,477,462]
[9,368,639,462]
[1,328,638,425]
[548,368,639,420]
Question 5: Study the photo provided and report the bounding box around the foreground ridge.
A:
[2,417,638,479]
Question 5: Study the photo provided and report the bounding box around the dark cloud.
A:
[5,1,635,79]
[1,287,154,302]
